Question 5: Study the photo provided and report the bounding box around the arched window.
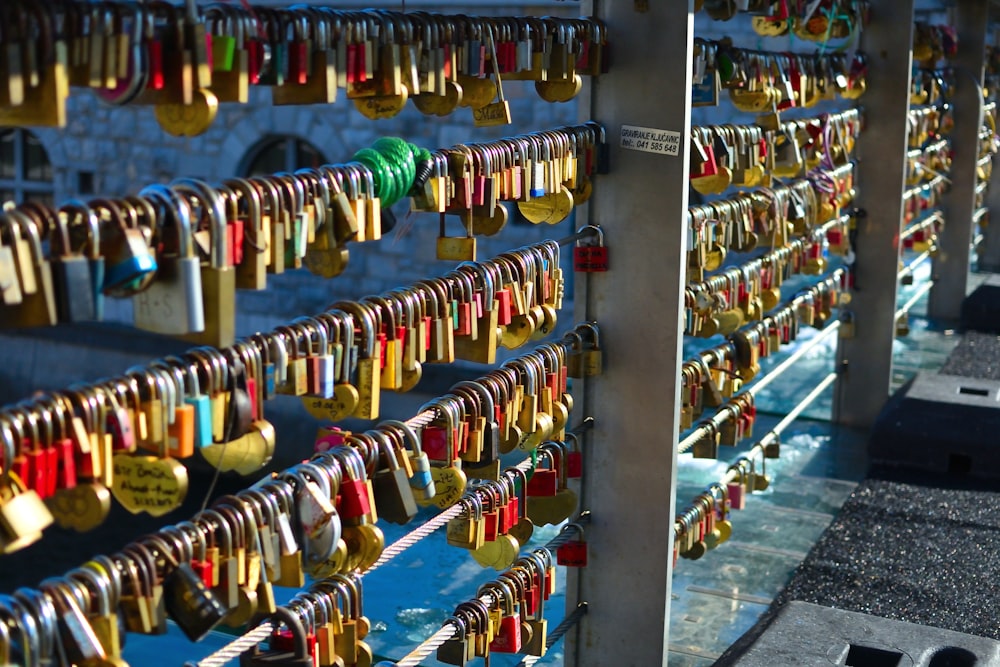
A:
[241,135,327,176]
[0,129,54,206]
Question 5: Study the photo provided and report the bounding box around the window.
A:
[0,129,55,207]
[77,171,95,195]
[241,135,327,177]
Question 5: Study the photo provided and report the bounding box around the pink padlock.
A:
[314,426,351,454]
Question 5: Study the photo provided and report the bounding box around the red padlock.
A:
[54,437,77,491]
[190,558,214,589]
[692,140,718,178]
[456,301,473,337]
[338,454,372,521]
[496,288,513,326]
[41,443,58,498]
[147,37,165,90]
[340,478,371,520]
[346,42,359,84]
[20,440,49,498]
[526,468,558,497]
[247,39,262,85]
[489,607,522,653]
[556,523,588,567]
[289,36,309,85]
[827,226,843,246]
[496,497,509,535]
[727,461,748,511]
[228,218,244,267]
[524,579,539,617]
[507,492,520,533]
[421,425,452,461]
[271,627,318,662]
[481,494,500,542]
[377,330,388,370]
[565,433,583,479]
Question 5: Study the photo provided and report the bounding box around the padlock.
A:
[565,432,584,479]
[41,580,107,666]
[2,210,57,327]
[437,616,474,666]
[579,322,603,376]
[159,539,228,641]
[100,198,158,295]
[71,566,126,663]
[573,225,609,272]
[556,522,588,566]
[521,551,550,656]
[527,443,579,527]
[133,185,205,335]
[453,266,503,365]
[51,201,98,322]
[0,424,54,555]
[727,462,748,511]
[447,496,486,551]
[315,426,350,454]
[195,509,240,614]
[175,179,237,348]
[764,436,781,459]
[753,453,771,492]
[896,312,911,337]
[486,581,522,654]
[526,451,558,497]
[240,607,313,666]
[382,419,435,502]
[371,433,418,525]
[839,311,855,338]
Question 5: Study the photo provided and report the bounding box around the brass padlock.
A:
[839,311,856,338]
[2,210,57,327]
[896,312,911,337]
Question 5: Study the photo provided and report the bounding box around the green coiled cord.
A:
[353,138,432,208]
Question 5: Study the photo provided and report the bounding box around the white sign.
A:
[620,125,682,157]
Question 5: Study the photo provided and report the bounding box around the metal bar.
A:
[679,321,841,454]
[515,603,589,667]
[898,250,933,279]
[901,211,944,241]
[394,624,462,667]
[897,280,935,318]
[557,226,600,247]
[721,371,838,486]
[565,0,594,642]
[674,372,838,555]
[904,175,947,202]
[186,623,274,667]
[763,371,839,443]
[833,0,916,428]
[907,138,950,160]
[393,519,591,667]
[748,322,840,395]
[928,0,989,318]
[567,1,694,664]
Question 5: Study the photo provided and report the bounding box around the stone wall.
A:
[25,3,581,330]
[28,2,954,333]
